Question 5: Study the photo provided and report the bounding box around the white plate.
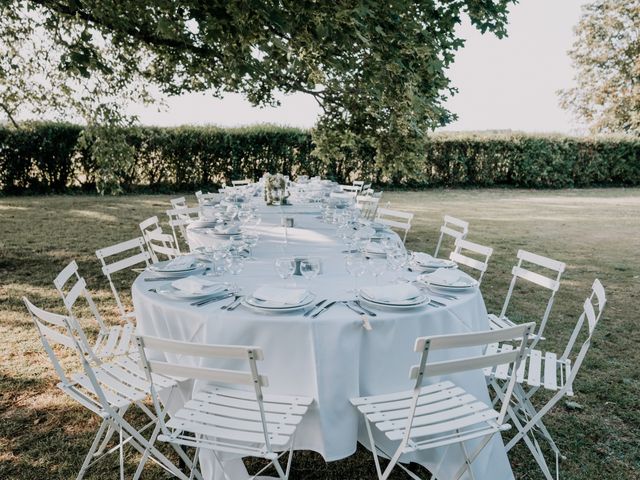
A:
[358,292,430,310]
[417,273,478,290]
[242,293,316,311]
[147,265,207,277]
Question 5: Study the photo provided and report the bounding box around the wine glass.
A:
[368,256,387,284]
[224,254,244,275]
[275,257,296,281]
[242,233,259,260]
[345,253,367,293]
[300,258,320,283]
[387,248,409,281]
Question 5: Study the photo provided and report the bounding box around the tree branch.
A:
[0,103,20,128]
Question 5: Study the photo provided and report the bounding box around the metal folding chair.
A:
[351,322,535,480]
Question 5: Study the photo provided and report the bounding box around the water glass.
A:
[275,257,296,280]
[345,253,367,293]
[368,256,387,284]
[300,258,321,281]
[224,254,244,275]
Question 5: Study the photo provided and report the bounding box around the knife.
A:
[225,296,245,311]
[311,300,336,318]
[304,299,327,317]
[353,300,377,317]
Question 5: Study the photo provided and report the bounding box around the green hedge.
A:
[0,122,638,193]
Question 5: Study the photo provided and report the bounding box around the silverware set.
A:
[190,292,235,307]
[304,299,336,318]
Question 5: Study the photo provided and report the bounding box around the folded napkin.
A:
[171,277,227,295]
[161,255,196,271]
[425,268,470,286]
[253,286,309,305]
[365,242,385,254]
[361,284,421,302]
[215,223,240,234]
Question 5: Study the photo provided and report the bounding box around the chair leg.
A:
[132,416,162,480]
[76,418,110,480]
[364,417,384,479]
[452,433,493,480]
[119,425,125,480]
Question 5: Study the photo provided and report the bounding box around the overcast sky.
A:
[129,0,587,134]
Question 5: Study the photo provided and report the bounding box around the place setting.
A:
[143,254,209,281]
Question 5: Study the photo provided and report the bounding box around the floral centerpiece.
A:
[263,173,290,205]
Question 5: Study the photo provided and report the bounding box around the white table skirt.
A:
[132,203,514,480]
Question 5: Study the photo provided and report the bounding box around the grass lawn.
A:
[1,188,639,479]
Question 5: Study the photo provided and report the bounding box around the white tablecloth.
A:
[132,203,514,480]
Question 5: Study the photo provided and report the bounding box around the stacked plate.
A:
[242,286,316,314]
[147,256,207,278]
[410,252,457,272]
[417,269,478,291]
[190,219,219,229]
[358,284,429,311]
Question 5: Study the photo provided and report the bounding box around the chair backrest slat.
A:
[140,334,264,360]
[449,238,493,285]
[96,237,150,318]
[140,216,180,262]
[410,350,520,378]
[511,266,560,291]
[375,208,414,243]
[415,323,532,351]
[434,215,469,258]
[147,361,267,386]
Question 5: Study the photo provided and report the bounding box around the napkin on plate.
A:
[360,284,421,302]
[424,268,470,286]
[171,277,227,294]
[162,255,196,271]
[253,286,309,305]
[365,242,385,254]
[412,252,436,265]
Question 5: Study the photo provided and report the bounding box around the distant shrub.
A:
[0,123,638,193]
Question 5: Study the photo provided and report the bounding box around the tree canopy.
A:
[560,0,640,136]
[0,0,517,189]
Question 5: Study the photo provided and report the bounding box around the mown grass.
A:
[1,189,638,479]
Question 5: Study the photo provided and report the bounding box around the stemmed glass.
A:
[275,257,296,283]
[345,253,367,293]
[368,256,387,284]
[386,248,409,282]
[300,258,320,284]
[224,254,244,276]
[242,233,259,260]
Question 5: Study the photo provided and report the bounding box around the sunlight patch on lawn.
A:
[68,209,119,222]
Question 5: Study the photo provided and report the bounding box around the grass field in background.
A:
[1,189,638,479]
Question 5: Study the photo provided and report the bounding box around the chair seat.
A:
[484,344,573,395]
[163,387,313,454]
[351,381,506,452]
[93,323,136,358]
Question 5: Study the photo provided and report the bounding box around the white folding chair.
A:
[356,195,380,220]
[195,190,221,205]
[231,179,251,186]
[353,180,365,192]
[54,260,136,359]
[166,206,201,249]
[139,216,180,262]
[136,335,314,480]
[95,237,150,322]
[22,297,195,480]
[170,196,188,210]
[486,279,606,480]
[330,191,357,200]
[350,323,535,480]
[488,250,566,348]
[341,184,361,195]
[375,207,414,243]
[361,182,372,193]
[434,215,469,258]
[449,238,494,286]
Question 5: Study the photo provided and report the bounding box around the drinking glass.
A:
[224,254,244,275]
[275,257,296,281]
[345,253,367,293]
[368,256,387,284]
[300,258,320,282]
[387,249,408,281]
[242,233,259,260]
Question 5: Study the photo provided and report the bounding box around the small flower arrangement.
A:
[263,173,289,205]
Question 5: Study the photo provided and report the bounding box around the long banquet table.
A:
[132,202,514,480]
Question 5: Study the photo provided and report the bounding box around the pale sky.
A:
[129,0,587,134]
